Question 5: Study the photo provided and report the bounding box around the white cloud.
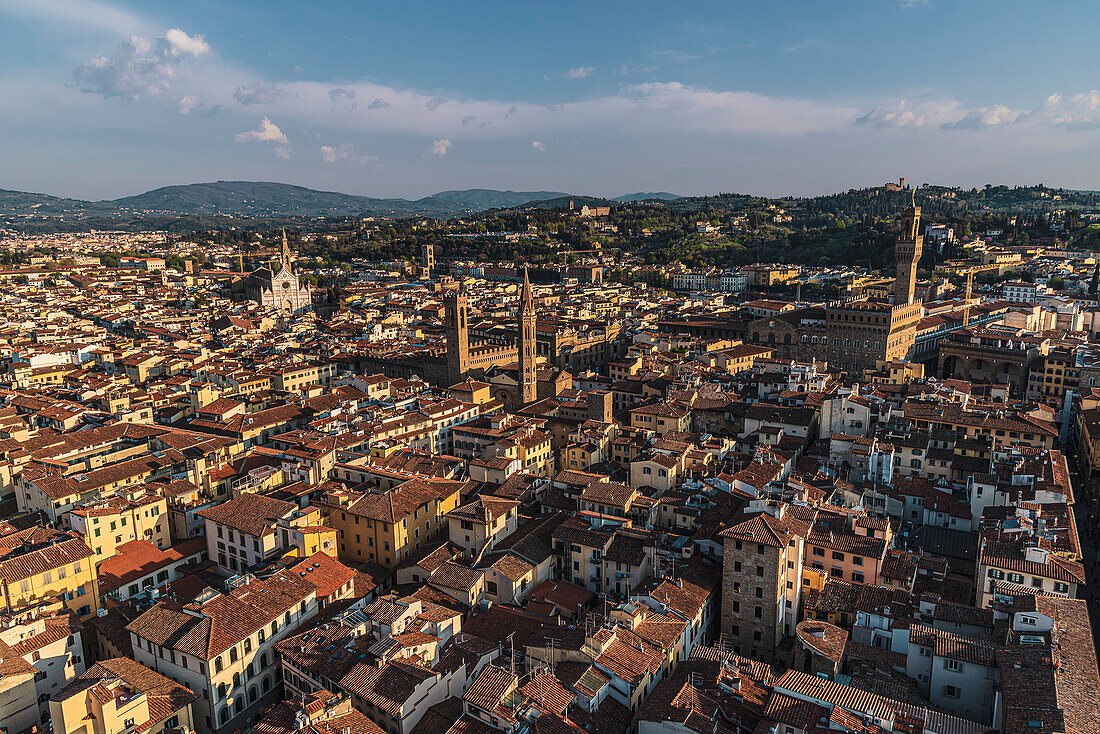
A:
[855,98,963,128]
[274,146,291,159]
[531,140,546,151]
[163,28,210,57]
[177,94,219,116]
[429,139,451,157]
[234,82,286,105]
[222,78,858,139]
[235,117,288,144]
[320,143,376,165]
[941,104,1020,130]
[618,63,657,75]
[1030,91,1100,129]
[73,28,210,99]
[564,66,595,79]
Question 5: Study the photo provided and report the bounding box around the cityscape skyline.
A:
[4,0,1100,200]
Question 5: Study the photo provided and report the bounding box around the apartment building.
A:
[198,492,334,575]
[445,495,519,560]
[126,569,321,734]
[319,478,466,568]
[976,540,1084,608]
[0,530,99,619]
[50,657,197,734]
[69,489,170,559]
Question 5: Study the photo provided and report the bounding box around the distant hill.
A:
[107,181,462,217]
[432,189,572,209]
[4,181,1097,232]
[612,192,681,202]
[521,195,617,211]
[0,182,588,221]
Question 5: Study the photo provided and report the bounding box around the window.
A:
[945,659,961,672]
[944,685,960,698]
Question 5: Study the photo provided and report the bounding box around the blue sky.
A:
[3,0,1100,200]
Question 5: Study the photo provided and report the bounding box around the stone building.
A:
[238,230,311,313]
[719,512,804,662]
[747,201,924,373]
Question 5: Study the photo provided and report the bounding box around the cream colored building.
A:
[50,657,196,734]
[70,490,170,559]
[126,569,320,734]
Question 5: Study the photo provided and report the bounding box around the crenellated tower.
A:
[893,195,923,306]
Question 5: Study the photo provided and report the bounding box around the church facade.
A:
[239,231,312,314]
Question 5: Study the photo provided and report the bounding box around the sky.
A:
[3,0,1100,201]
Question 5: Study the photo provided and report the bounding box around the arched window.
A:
[214,656,222,673]
[248,686,258,704]
[783,334,791,345]
[260,653,269,668]
[262,676,271,693]
[217,683,227,700]
[219,709,229,725]
[232,673,240,688]
[229,647,238,663]
[234,698,244,714]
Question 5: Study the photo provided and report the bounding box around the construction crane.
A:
[961,263,1002,326]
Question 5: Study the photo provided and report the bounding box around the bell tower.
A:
[280,228,293,272]
[518,268,537,405]
[420,243,434,280]
[893,194,923,306]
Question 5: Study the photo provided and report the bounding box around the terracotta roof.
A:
[0,533,93,582]
[718,513,794,548]
[126,569,318,659]
[195,492,296,537]
[289,552,356,600]
[55,657,197,732]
